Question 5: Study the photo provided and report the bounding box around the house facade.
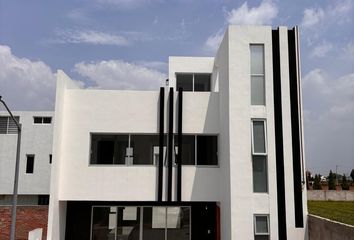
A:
[47,25,308,240]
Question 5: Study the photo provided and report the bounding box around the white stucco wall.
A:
[0,111,53,195]
[47,26,308,240]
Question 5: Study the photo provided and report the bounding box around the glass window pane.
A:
[197,136,218,165]
[250,45,264,75]
[253,121,266,154]
[91,207,112,240]
[131,135,159,165]
[0,117,8,134]
[34,117,42,124]
[116,207,140,239]
[143,207,166,240]
[43,117,52,124]
[251,76,265,105]
[176,74,193,91]
[252,156,268,192]
[194,74,211,91]
[90,135,128,164]
[175,135,195,165]
[167,207,190,240]
[255,216,269,234]
[26,155,34,174]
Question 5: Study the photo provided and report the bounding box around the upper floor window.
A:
[250,45,265,105]
[176,73,211,92]
[252,120,268,193]
[90,134,218,166]
[34,116,52,124]
[0,116,20,134]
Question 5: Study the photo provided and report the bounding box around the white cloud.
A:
[203,0,277,54]
[0,45,56,110]
[310,41,333,58]
[53,30,130,46]
[302,69,354,174]
[301,8,325,28]
[74,60,167,90]
[203,30,225,54]
[343,41,354,55]
[226,0,278,25]
[301,0,352,28]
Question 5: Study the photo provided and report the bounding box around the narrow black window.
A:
[176,74,193,91]
[97,139,115,164]
[26,155,34,173]
[197,136,218,165]
[49,154,52,164]
[34,117,42,124]
[38,195,50,205]
[43,117,52,124]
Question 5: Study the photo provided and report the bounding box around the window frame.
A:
[0,116,20,134]
[175,73,212,92]
[251,120,268,155]
[26,154,35,174]
[89,133,219,167]
[33,116,52,125]
[254,214,270,236]
[250,44,266,106]
[251,119,268,193]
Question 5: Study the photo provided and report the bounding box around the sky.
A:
[0,0,353,176]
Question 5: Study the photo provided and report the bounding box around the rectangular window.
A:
[254,215,270,240]
[49,154,52,164]
[0,116,20,134]
[252,120,268,192]
[197,136,218,165]
[38,195,50,205]
[250,45,265,105]
[176,73,211,92]
[26,155,34,174]
[91,206,190,240]
[33,116,52,124]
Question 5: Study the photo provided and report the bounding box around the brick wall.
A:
[0,206,48,240]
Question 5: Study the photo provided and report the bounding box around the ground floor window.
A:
[91,206,190,240]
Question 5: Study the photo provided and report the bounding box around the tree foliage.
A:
[328,170,336,190]
[341,174,350,190]
[313,174,322,190]
[350,169,354,183]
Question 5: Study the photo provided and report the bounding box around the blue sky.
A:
[0,0,353,176]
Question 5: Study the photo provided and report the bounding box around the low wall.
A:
[307,190,354,201]
[0,206,48,240]
[308,214,354,240]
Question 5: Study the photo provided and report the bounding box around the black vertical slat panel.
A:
[288,28,304,228]
[177,88,183,202]
[272,29,288,240]
[167,87,174,202]
[158,87,165,202]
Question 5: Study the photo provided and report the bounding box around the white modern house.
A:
[0,111,53,205]
[47,25,308,240]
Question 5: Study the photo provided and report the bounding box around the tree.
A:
[350,169,354,183]
[313,174,322,190]
[306,171,312,190]
[341,174,350,190]
[328,170,336,190]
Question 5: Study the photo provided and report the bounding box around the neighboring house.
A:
[0,111,53,239]
[44,25,308,240]
[0,111,53,204]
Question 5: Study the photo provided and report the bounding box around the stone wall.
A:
[0,206,48,240]
[307,190,354,201]
[309,214,354,240]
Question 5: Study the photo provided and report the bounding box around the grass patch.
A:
[308,201,354,226]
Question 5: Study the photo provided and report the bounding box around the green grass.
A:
[308,201,354,226]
